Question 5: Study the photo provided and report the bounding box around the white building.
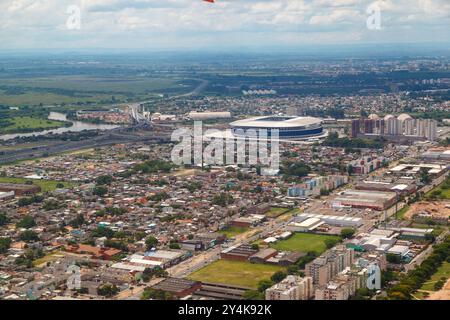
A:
[266,275,313,300]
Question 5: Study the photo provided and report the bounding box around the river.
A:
[0,112,120,141]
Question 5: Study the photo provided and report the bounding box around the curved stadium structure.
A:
[230,116,325,140]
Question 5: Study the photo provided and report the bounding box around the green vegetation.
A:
[0,177,74,193]
[0,116,69,135]
[0,238,12,254]
[93,185,108,197]
[141,288,173,300]
[396,205,411,220]
[212,193,234,207]
[265,207,289,218]
[19,230,39,242]
[0,213,9,226]
[270,233,341,254]
[16,215,36,229]
[425,176,450,200]
[387,235,450,300]
[219,226,249,238]
[97,283,119,297]
[145,236,159,250]
[280,161,311,179]
[0,76,191,107]
[340,228,356,239]
[188,260,285,289]
[323,132,386,149]
[419,261,450,292]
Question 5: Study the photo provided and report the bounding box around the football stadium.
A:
[229,116,326,141]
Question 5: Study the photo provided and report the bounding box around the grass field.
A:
[33,252,65,267]
[425,177,450,200]
[0,116,67,134]
[0,177,75,192]
[420,262,450,291]
[188,260,285,289]
[396,205,410,220]
[219,226,249,238]
[0,76,197,106]
[269,233,341,254]
[265,207,289,218]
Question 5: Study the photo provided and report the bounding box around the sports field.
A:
[270,233,341,254]
[188,260,285,289]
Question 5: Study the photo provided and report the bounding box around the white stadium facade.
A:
[229,116,326,141]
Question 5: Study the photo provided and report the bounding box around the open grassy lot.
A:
[33,252,65,267]
[0,76,198,106]
[270,233,341,254]
[425,177,450,200]
[414,261,450,299]
[218,226,249,238]
[396,205,410,220]
[0,116,67,134]
[0,177,75,192]
[188,260,285,289]
[265,207,289,218]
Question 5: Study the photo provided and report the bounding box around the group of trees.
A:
[16,215,36,229]
[280,161,311,179]
[324,132,386,149]
[212,193,234,207]
[141,288,173,300]
[97,283,119,297]
[387,236,450,300]
[17,195,44,207]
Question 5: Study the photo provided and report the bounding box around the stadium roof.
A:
[230,116,322,128]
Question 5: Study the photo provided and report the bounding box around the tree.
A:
[145,236,158,250]
[93,185,108,197]
[243,290,264,300]
[97,283,119,297]
[19,230,39,242]
[141,288,173,300]
[271,271,287,283]
[340,228,356,239]
[0,238,12,254]
[96,175,113,186]
[386,253,402,264]
[0,213,9,226]
[257,279,274,292]
[169,243,181,249]
[251,243,260,251]
[324,238,340,249]
[16,215,36,229]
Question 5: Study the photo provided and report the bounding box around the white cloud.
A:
[0,0,448,49]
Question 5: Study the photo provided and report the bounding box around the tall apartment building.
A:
[305,245,354,286]
[266,275,313,300]
[315,265,373,300]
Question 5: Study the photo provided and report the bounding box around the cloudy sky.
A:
[0,0,449,50]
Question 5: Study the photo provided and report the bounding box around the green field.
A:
[396,205,410,220]
[420,262,450,292]
[270,233,341,254]
[188,260,285,289]
[0,116,68,134]
[426,177,450,200]
[265,207,289,218]
[219,226,249,238]
[0,177,75,192]
[0,76,197,107]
